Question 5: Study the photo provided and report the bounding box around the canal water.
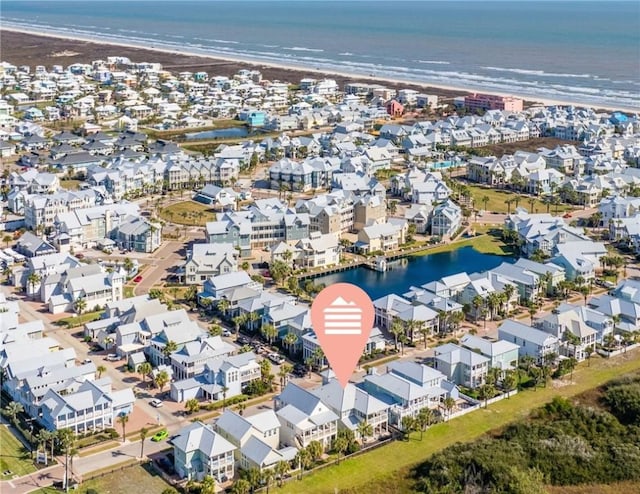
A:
[185,127,250,140]
[313,246,513,300]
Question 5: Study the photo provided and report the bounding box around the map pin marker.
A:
[310,283,375,388]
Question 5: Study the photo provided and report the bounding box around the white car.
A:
[106,354,120,362]
[150,399,163,408]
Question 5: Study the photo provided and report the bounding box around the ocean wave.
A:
[283,46,324,53]
[194,37,239,44]
[2,19,637,108]
[482,66,592,78]
[415,60,450,65]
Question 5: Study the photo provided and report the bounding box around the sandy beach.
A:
[0,27,637,113]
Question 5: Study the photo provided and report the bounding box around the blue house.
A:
[247,111,266,127]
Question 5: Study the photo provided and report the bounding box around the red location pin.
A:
[310,283,375,388]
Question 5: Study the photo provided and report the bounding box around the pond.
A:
[312,246,513,300]
[185,127,250,140]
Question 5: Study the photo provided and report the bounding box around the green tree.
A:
[162,340,178,361]
[73,297,87,315]
[357,420,374,444]
[283,332,298,355]
[275,460,290,487]
[3,401,23,425]
[116,413,129,443]
[200,475,216,494]
[57,428,76,493]
[502,370,518,398]
[261,323,278,345]
[332,435,349,463]
[416,408,434,440]
[138,361,152,384]
[154,370,170,392]
[27,271,41,299]
[185,398,200,414]
[306,440,324,463]
[401,416,416,440]
[123,257,134,278]
[443,396,456,420]
[139,427,149,459]
[96,364,107,379]
[231,479,251,494]
[390,319,405,351]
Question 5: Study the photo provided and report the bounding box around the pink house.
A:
[386,99,404,117]
[463,93,523,112]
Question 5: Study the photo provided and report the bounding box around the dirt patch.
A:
[51,50,81,57]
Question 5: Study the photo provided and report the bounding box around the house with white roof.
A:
[170,336,236,380]
[589,295,640,333]
[460,334,519,374]
[535,305,598,360]
[183,243,238,286]
[39,378,135,433]
[274,382,338,449]
[498,320,559,364]
[215,409,297,472]
[173,421,237,482]
[431,199,461,237]
[550,240,607,281]
[170,352,260,403]
[432,343,489,388]
[311,377,390,438]
[361,362,454,429]
[355,219,407,254]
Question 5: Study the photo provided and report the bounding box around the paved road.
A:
[134,241,184,296]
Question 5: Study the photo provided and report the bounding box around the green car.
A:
[151,429,168,442]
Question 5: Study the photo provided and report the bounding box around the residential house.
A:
[432,343,489,388]
[173,421,237,482]
[498,320,559,364]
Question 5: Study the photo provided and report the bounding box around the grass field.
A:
[464,184,576,215]
[276,348,640,494]
[60,179,84,191]
[413,232,514,257]
[158,200,217,226]
[0,425,36,480]
[75,463,173,494]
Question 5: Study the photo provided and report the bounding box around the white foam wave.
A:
[283,46,324,53]
[415,60,450,65]
[483,66,592,78]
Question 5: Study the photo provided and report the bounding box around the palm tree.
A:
[232,314,247,337]
[162,340,178,362]
[478,383,495,408]
[185,398,200,414]
[139,427,149,459]
[443,396,456,420]
[261,323,278,345]
[217,298,230,318]
[585,345,594,367]
[306,440,323,463]
[116,413,129,443]
[283,332,298,355]
[27,271,41,299]
[390,319,405,351]
[4,401,24,425]
[502,370,517,398]
[221,385,229,410]
[275,460,290,487]
[138,361,152,384]
[3,234,12,248]
[155,370,170,392]
[123,257,134,278]
[472,295,483,323]
[357,420,373,444]
[417,322,430,349]
[96,365,107,379]
[231,479,251,494]
[57,428,75,492]
[416,408,434,440]
[263,469,275,494]
[503,284,516,314]
[246,311,260,332]
[481,195,489,212]
[312,347,325,369]
[278,364,292,390]
[332,436,348,464]
[73,297,87,315]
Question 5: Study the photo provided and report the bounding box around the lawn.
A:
[464,184,576,215]
[57,310,103,328]
[412,232,514,257]
[276,349,640,494]
[76,463,173,494]
[60,179,84,191]
[0,425,37,480]
[158,200,217,226]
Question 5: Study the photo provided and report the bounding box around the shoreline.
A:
[1,26,638,114]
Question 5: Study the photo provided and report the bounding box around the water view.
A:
[313,246,513,300]
[185,127,250,140]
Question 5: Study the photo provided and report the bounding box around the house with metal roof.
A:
[498,320,559,364]
[173,421,237,482]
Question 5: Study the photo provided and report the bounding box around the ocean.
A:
[2,1,639,109]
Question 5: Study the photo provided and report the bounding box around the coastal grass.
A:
[411,232,514,257]
[158,200,217,226]
[546,481,640,494]
[465,184,576,215]
[76,462,173,494]
[60,179,83,190]
[144,119,246,140]
[56,310,103,328]
[275,349,640,494]
[0,425,37,480]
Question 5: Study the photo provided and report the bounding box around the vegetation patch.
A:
[411,374,640,493]
[158,200,218,226]
[57,310,103,328]
[0,425,37,479]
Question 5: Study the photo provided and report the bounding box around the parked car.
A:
[563,213,572,218]
[268,353,285,365]
[150,399,163,408]
[222,330,232,337]
[133,275,143,283]
[106,354,120,362]
[151,429,169,442]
